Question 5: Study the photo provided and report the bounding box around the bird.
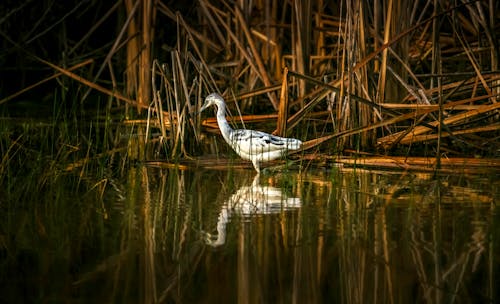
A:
[199,93,302,172]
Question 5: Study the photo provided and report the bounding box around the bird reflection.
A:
[203,174,301,247]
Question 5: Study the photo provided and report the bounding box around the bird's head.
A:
[199,93,224,113]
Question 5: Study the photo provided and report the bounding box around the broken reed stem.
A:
[125,0,140,102]
[432,0,442,170]
[151,60,167,142]
[0,59,94,106]
[138,0,154,111]
[378,96,500,146]
[274,67,289,137]
[79,0,139,103]
[234,5,279,109]
[376,0,393,104]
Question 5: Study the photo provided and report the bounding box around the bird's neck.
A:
[215,102,233,143]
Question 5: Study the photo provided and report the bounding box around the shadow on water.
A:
[1,163,499,303]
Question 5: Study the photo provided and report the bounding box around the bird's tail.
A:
[286,139,302,150]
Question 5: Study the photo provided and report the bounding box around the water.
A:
[1,165,498,303]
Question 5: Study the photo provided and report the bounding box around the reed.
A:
[1,0,499,169]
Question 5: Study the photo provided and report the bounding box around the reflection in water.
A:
[2,165,499,303]
[203,174,301,247]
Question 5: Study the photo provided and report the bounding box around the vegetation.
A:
[1,0,499,172]
[0,2,499,302]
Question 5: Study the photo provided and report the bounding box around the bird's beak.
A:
[199,101,210,113]
[193,101,208,116]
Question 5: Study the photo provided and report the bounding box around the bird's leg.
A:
[251,173,260,186]
[251,159,260,173]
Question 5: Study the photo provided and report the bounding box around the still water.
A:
[1,165,499,303]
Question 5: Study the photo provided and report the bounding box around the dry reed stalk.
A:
[163,84,177,154]
[157,1,223,52]
[292,0,312,99]
[487,0,500,103]
[287,86,327,131]
[347,2,471,78]
[125,0,140,104]
[0,59,93,106]
[78,0,139,103]
[378,98,500,146]
[198,0,226,47]
[356,2,373,148]
[205,6,262,86]
[141,0,499,160]
[409,123,500,143]
[170,52,184,157]
[336,156,500,170]
[137,0,154,110]
[314,0,325,65]
[431,0,443,169]
[285,70,398,136]
[402,74,500,103]
[301,94,487,152]
[234,85,282,100]
[67,1,122,56]
[376,0,393,105]
[373,0,380,73]
[250,29,281,77]
[36,56,138,107]
[378,104,488,110]
[176,13,221,93]
[274,67,289,136]
[234,5,279,109]
[151,60,167,143]
[451,20,495,103]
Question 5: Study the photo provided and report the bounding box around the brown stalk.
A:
[409,123,500,143]
[348,1,478,79]
[376,0,393,104]
[452,17,494,103]
[292,0,312,98]
[303,92,495,152]
[234,84,282,100]
[398,102,500,145]
[234,5,279,109]
[274,67,289,137]
[36,56,139,107]
[137,0,154,110]
[124,0,140,102]
[79,0,139,103]
[157,1,222,52]
[403,74,500,102]
[176,13,220,93]
[151,60,167,142]
[68,1,122,56]
[377,94,498,145]
[299,104,437,152]
[206,6,261,90]
[198,0,226,46]
[0,59,93,106]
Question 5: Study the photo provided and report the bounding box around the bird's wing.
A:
[230,129,299,155]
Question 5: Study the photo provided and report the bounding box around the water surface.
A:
[1,165,498,303]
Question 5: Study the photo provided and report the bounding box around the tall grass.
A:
[152,0,499,161]
[1,0,499,166]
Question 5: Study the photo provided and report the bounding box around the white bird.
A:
[199,93,302,172]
